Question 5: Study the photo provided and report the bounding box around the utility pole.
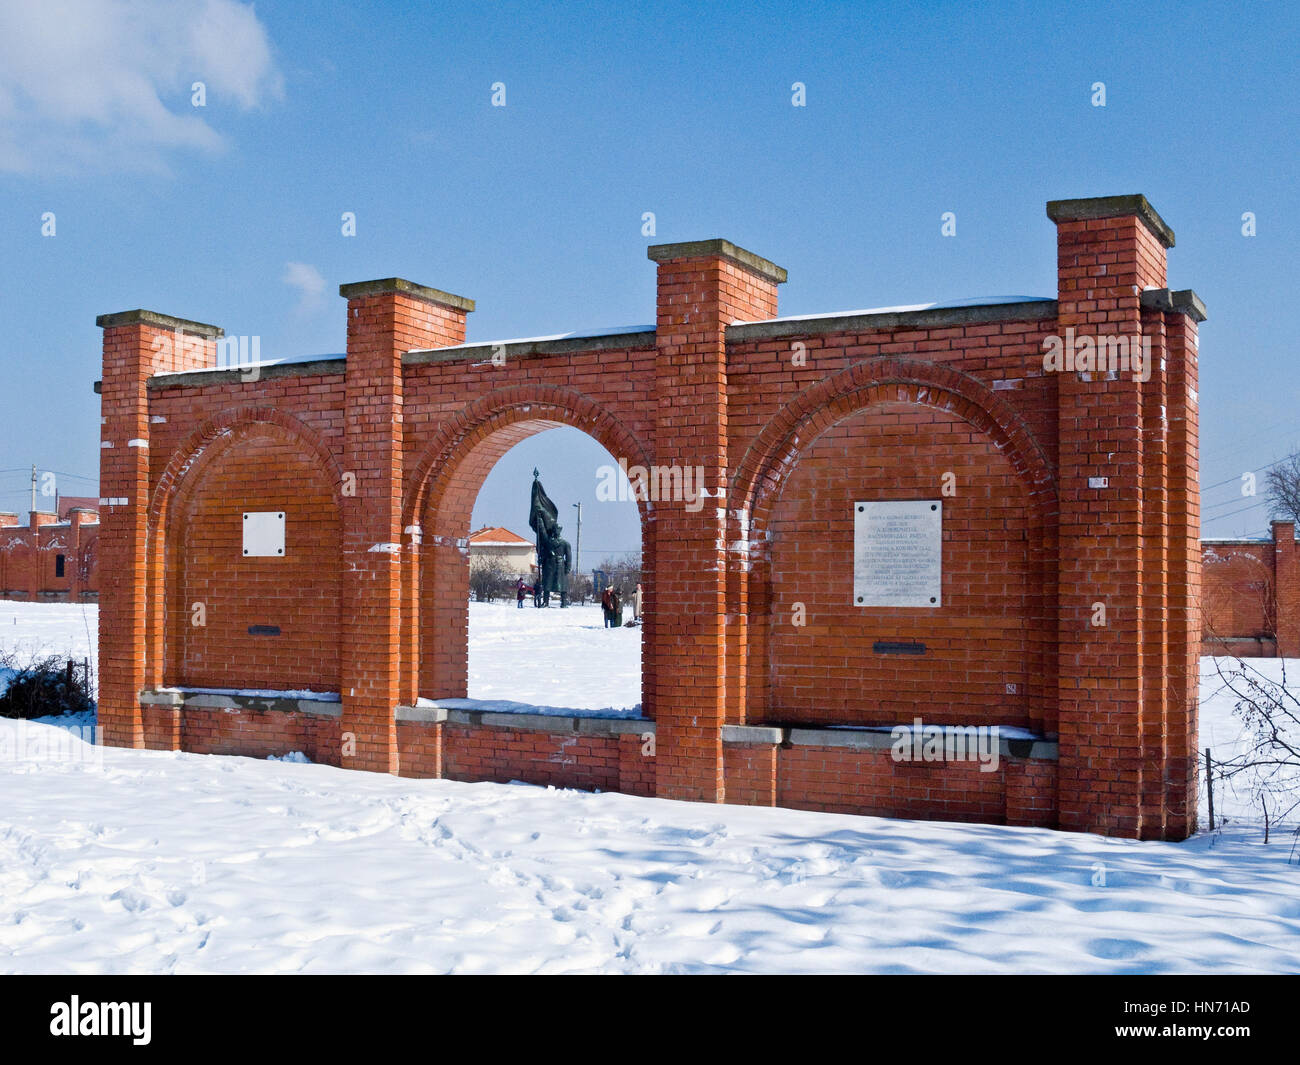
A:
[571,502,582,589]
[30,464,36,518]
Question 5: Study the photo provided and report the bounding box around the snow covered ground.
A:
[1,601,1298,974]
[465,601,642,714]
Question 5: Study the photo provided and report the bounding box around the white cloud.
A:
[0,0,283,175]
[282,261,327,312]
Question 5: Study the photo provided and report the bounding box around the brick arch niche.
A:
[733,365,1058,737]
[158,417,344,693]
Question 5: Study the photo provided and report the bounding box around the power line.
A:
[1203,503,1266,523]
[0,468,98,483]
[1198,417,1298,467]
[1207,499,1276,524]
[1200,452,1292,494]
[1203,494,1267,515]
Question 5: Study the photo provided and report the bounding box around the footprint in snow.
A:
[1087,937,1147,960]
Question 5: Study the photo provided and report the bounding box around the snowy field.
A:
[1,601,1298,974]
[463,601,642,714]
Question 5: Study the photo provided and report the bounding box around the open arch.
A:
[729,358,1059,734]
[148,407,345,692]
[402,385,653,709]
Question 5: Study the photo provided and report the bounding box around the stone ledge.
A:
[433,707,650,736]
[722,725,786,745]
[647,239,788,284]
[140,689,342,718]
[577,717,654,737]
[1046,193,1175,249]
[405,329,656,367]
[338,277,475,312]
[96,309,224,338]
[394,705,448,724]
[145,357,347,391]
[1140,287,1208,323]
[727,299,1057,344]
[787,726,1058,761]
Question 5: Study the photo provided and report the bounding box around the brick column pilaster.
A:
[68,509,86,602]
[1160,292,1205,837]
[1272,520,1299,657]
[27,512,54,599]
[338,278,472,774]
[95,310,221,748]
[1048,195,1172,838]
[646,239,784,802]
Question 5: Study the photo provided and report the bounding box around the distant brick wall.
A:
[1201,521,1299,656]
[95,194,1204,841]
[0,508,100,602]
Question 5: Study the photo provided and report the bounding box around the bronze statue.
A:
[529,470,572,606]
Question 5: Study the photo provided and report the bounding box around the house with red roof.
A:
[467,526,537,577]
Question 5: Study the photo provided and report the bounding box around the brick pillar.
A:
[646,239,785,802]
[67,509,87,601]
[1048,195,1173,839]
[338,278,472,774]
[1272,520,1299,657]
[1160,291,1205,838]
[96,310,222,748]
[1137,304,1169,838]
[27,512,55,599]
[0,515,17,597]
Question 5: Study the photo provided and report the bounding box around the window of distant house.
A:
[55,554,65,578]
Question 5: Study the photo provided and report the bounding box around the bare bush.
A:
[0,655,95,720]
[1210,655,1300,835]
[469,556,517,602]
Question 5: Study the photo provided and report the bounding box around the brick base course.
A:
[166,705,1057,827]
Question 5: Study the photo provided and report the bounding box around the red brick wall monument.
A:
[1201,520,1300,657]
[93,194,1205,840]
[0,501,100,603]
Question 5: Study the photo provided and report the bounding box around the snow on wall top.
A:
[730,295,1055,327]
[409,324,656,355]
[153,353,346,377]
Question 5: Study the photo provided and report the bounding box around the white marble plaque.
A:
[853,500,942,607]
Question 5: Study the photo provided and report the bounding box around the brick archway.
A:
[728,357,1059,733]
[401,384,653,707]
[147,407,345,691]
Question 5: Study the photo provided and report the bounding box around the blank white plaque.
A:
[242,511,285,557]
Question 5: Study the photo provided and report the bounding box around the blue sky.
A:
[0,0,1296,555]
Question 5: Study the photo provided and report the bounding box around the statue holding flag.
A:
[529,469,572,607]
